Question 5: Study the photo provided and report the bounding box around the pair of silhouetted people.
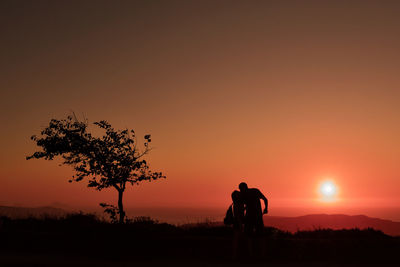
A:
[230,182,268,259]
[232,182,268,234]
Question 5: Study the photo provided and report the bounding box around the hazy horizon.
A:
[2,202,400,224]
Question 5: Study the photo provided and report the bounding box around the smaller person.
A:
[231,190,245,259]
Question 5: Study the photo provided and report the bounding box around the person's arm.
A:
[259,191,268,214]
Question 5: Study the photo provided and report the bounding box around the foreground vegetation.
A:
[0,214,399,266]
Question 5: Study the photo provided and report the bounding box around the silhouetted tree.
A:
[27,115,165,223]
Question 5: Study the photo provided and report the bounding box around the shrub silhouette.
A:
[1,215,398,263]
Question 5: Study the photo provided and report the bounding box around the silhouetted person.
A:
[239,182,268,235]
[231,190,245,230]
[231,190,245,259]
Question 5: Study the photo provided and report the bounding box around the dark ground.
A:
[0,214,399,267]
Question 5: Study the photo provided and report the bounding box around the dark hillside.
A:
[0,214,399,266]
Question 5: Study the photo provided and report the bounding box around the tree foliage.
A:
[27,115,165,223]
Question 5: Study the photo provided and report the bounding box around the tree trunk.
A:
[118,189,125,223]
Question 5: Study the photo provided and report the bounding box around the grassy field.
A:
[0,214,399,266]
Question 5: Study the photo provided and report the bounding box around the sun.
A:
[318,180,338,202]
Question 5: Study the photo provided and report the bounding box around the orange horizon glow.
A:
[1,1,400,222]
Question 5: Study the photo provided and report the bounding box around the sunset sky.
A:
[1,0,400,222]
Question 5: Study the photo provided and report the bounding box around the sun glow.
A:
[318,180,338,202]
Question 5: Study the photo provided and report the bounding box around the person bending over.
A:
[239,182,268,235]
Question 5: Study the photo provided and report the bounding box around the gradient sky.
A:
[1,0,400,221]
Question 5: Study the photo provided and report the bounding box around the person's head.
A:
[231,190,241,203]
[239,182,248,193]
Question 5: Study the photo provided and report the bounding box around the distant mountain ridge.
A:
[264,214,400,236]
[183,214,400,237]
[0,205,68,218]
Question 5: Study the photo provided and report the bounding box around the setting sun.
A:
[318,180,338,202]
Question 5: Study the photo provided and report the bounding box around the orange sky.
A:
[1,0,400,221]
